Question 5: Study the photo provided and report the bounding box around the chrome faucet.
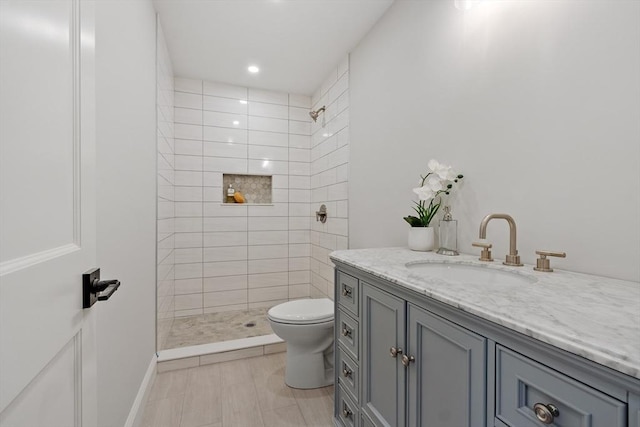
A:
[475,213,523,266]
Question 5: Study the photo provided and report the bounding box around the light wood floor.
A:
[141,352,335,427]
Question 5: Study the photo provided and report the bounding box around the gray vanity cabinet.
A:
[333,263,640,427]
[335,270,361,427]
[407,304,487,427]
[361,284,406,427]
[360,281,486,427]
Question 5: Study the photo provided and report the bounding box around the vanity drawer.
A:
[361,413,375,427]
[337,347,359,402]
[337,309,359,360]
[337,271,359,317]
[495,345,626,427]
[337,384,359,427]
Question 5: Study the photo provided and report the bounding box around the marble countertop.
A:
[330,248,640,379]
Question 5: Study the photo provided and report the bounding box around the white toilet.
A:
[268,298,335,389]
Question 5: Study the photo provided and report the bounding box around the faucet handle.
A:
[472,241,492,248]
[534,250,566,272]
[472,241,494,262]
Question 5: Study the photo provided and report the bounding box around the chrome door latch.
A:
[83,268,121,308]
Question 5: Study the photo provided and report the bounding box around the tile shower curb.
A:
[156,334,285,373]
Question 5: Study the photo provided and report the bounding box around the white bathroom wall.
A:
[168,78,313,319]
[310,56,351,299]
[349,0,640,282]
[156,19,175,352]
[95,0,157,425]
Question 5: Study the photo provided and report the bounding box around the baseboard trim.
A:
[124,354,157,427]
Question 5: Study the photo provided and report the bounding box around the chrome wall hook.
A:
[316,204,327,223]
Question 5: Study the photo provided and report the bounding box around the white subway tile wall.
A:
[157,24,175,351]
[170,77,314,318]
[310,56,350,299]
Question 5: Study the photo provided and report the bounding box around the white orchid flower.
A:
[427,159,441,173]
[435,164,453,179]
[444,167,457,181]
[425,175,443,191]
[413,175,443,200]
[413,185,435,201]
[427,159,453,180]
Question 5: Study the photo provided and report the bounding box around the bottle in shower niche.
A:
[226,184,235,203]
[437,206,459,256]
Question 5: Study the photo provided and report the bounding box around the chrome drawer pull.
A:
[341,286,352,297]
[390,346,403,358]
[341,327,352,337]
[533,403,559,424]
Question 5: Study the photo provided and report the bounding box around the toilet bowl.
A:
[268,298,335,389]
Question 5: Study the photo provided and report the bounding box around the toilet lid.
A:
[268,298,334,324]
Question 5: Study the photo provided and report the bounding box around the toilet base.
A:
[284,344,334,389]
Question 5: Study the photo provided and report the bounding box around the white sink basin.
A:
[405,262,536,286]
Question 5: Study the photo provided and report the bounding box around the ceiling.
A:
[153,0,394,95]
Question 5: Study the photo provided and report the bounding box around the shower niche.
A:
[222,173,272,204]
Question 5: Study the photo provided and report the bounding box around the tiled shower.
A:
[310,56,350,299]
[156,21,350,351]
[169,79,314,320]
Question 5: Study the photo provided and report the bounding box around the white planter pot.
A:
[408,226,435,252]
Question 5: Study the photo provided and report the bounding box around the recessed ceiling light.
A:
[239,100,248,104]
[233,120,240,126]
[248,65,260,74]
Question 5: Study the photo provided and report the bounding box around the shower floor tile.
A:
[162,308,273,350]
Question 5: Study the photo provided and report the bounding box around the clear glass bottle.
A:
[226,184,235,203]
[437,206,459,256]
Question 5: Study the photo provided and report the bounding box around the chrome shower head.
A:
[309,106,326,122]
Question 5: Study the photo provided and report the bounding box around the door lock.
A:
[83,268,121,308]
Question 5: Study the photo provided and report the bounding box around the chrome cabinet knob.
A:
[401,354,415,367]
[389,346,403,358]
[342,368,352,378]
[341,286,352,297]
[533,403,559,424]
[342,407,352,418]
[341,327,351,337]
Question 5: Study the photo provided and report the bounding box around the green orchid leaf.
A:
[404,216,424,227]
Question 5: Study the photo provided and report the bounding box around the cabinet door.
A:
[407,304,487,427]
[631,392,640,427]
[362,283,406,427]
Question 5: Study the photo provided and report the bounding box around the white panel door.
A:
[0,1,97,426]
